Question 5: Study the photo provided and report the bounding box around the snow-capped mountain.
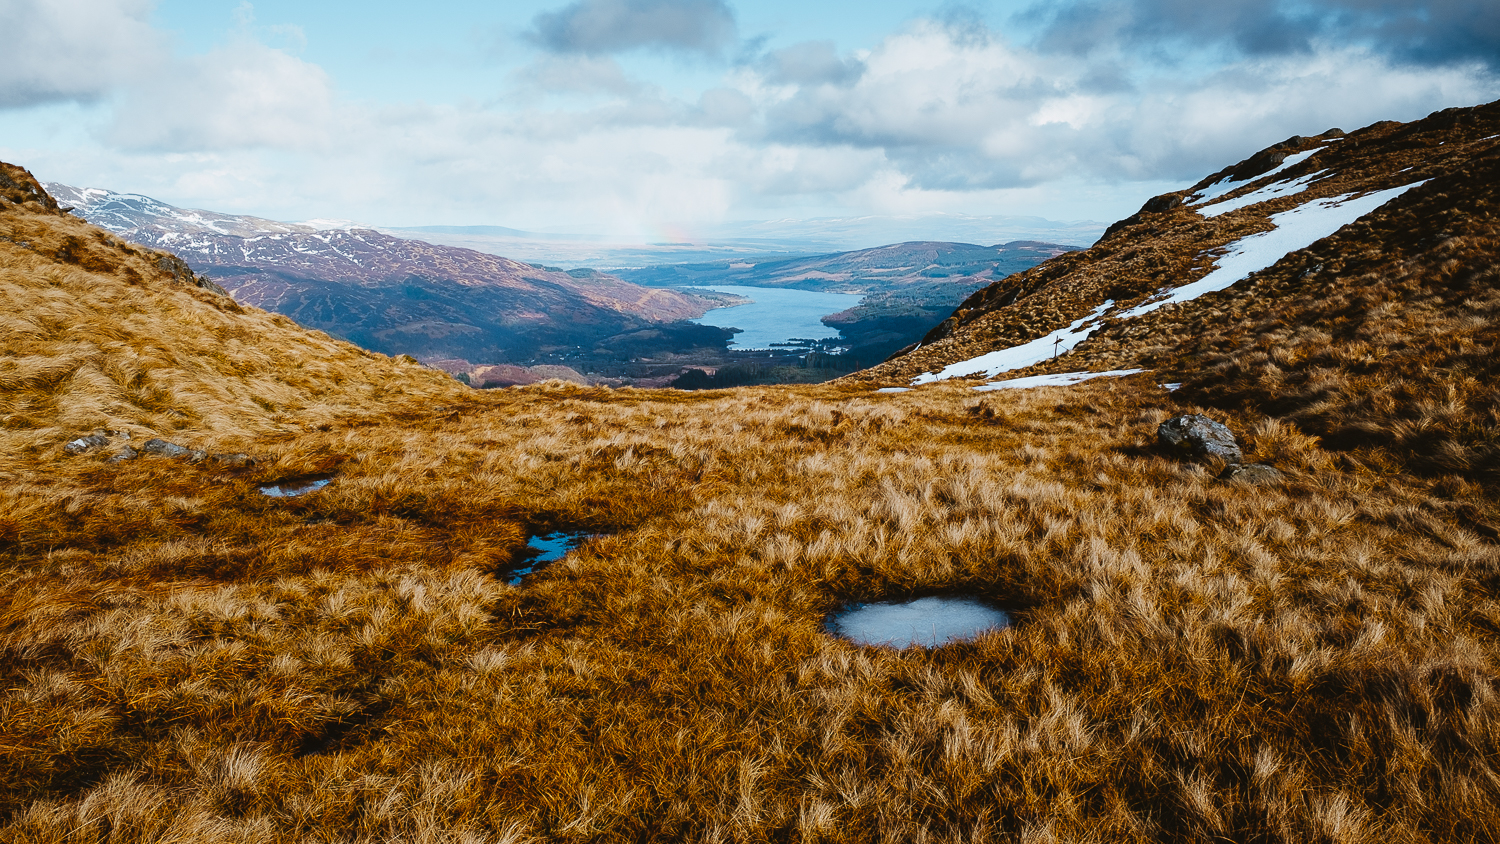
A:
[43,184,722,364]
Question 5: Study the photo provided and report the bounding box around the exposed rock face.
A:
[1158,415,1244,463]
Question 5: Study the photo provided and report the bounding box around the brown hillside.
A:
[1,162,465,449]
[6,114,1500,844]
[855,101,1500,480]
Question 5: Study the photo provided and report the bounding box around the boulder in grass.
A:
[1158,414,1244,463]
[212,453,254,469]
[1219,463,1283,484]
[63,433,111,455]
[141,438,208,463]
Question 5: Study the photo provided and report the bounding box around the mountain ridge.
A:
[854,100,1500,476]
[44,183,731,366]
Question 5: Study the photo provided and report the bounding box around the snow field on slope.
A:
[910,301,1114,384]
[1187,147,1326,206]
[1121,181,1427,320]
[912,179,1426,386]
[1197,170,1331,218]
[970,369,1146,391]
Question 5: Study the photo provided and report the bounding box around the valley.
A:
[48,184,1080,388]
[4,99,1500,843]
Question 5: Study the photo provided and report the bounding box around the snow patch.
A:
[1187,147,1325,206]
[910,179,1425,389]
[971,369,1146,391]
[1121,181,1427,320]
[875,387,911,393]
[911,300,1113,385]
[1197,170,1330,218]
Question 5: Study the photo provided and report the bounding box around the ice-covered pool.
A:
[826,596,1010,648]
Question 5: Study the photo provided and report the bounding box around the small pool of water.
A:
[510,531,594,584]
[826,596,1010,648]
[259,477,333,498]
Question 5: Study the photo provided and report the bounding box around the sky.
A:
[1,0,1497,243]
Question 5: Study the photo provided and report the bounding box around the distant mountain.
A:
[614,240,1076,293]
[380,214,1102,271]
[2,161,461,441]
[617,240,1080,363]
[45,185,727,365]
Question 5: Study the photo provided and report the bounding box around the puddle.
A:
[826,596,1010,648]
[259,477,333,498]
[509,531,594,584]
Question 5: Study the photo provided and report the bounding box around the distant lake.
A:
[690,285,864,350]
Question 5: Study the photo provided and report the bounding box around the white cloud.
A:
[104,37,335,152]
[751,21,1500,189]
[0,0,167,108]
[7,6,1497,237]
[510,54,641,97]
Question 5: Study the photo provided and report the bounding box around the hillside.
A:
[861,103,1500,478]
[6,99,1500,844]
[1,163,464,445]
[45,184,729,366]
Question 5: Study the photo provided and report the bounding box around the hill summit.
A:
[861,101,1500,479]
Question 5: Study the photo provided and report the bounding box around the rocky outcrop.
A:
[1158,414,1244,463]
[60,430,256,468]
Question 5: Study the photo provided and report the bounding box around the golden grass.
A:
[6,371,1500,842]
[6,162,1500,842]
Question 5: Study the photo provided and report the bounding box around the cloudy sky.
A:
[1,0,1497,241]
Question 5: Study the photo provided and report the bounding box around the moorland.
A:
[3,99,1500,844]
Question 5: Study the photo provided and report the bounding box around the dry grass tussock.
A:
[6,163,1500,842]
[7,370,1500,842]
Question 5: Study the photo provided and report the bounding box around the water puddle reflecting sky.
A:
[827,596,1010,648]
[510,531,594,584]
[259,477,333,498]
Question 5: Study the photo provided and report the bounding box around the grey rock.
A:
[107,445,139,463]
[1158,414,1244,462]
[213,452,254,469]
[141,438,208,462]
[1219,463,1283,484]
[64,433,111,455]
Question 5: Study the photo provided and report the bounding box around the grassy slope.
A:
[3,129,1500,844]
